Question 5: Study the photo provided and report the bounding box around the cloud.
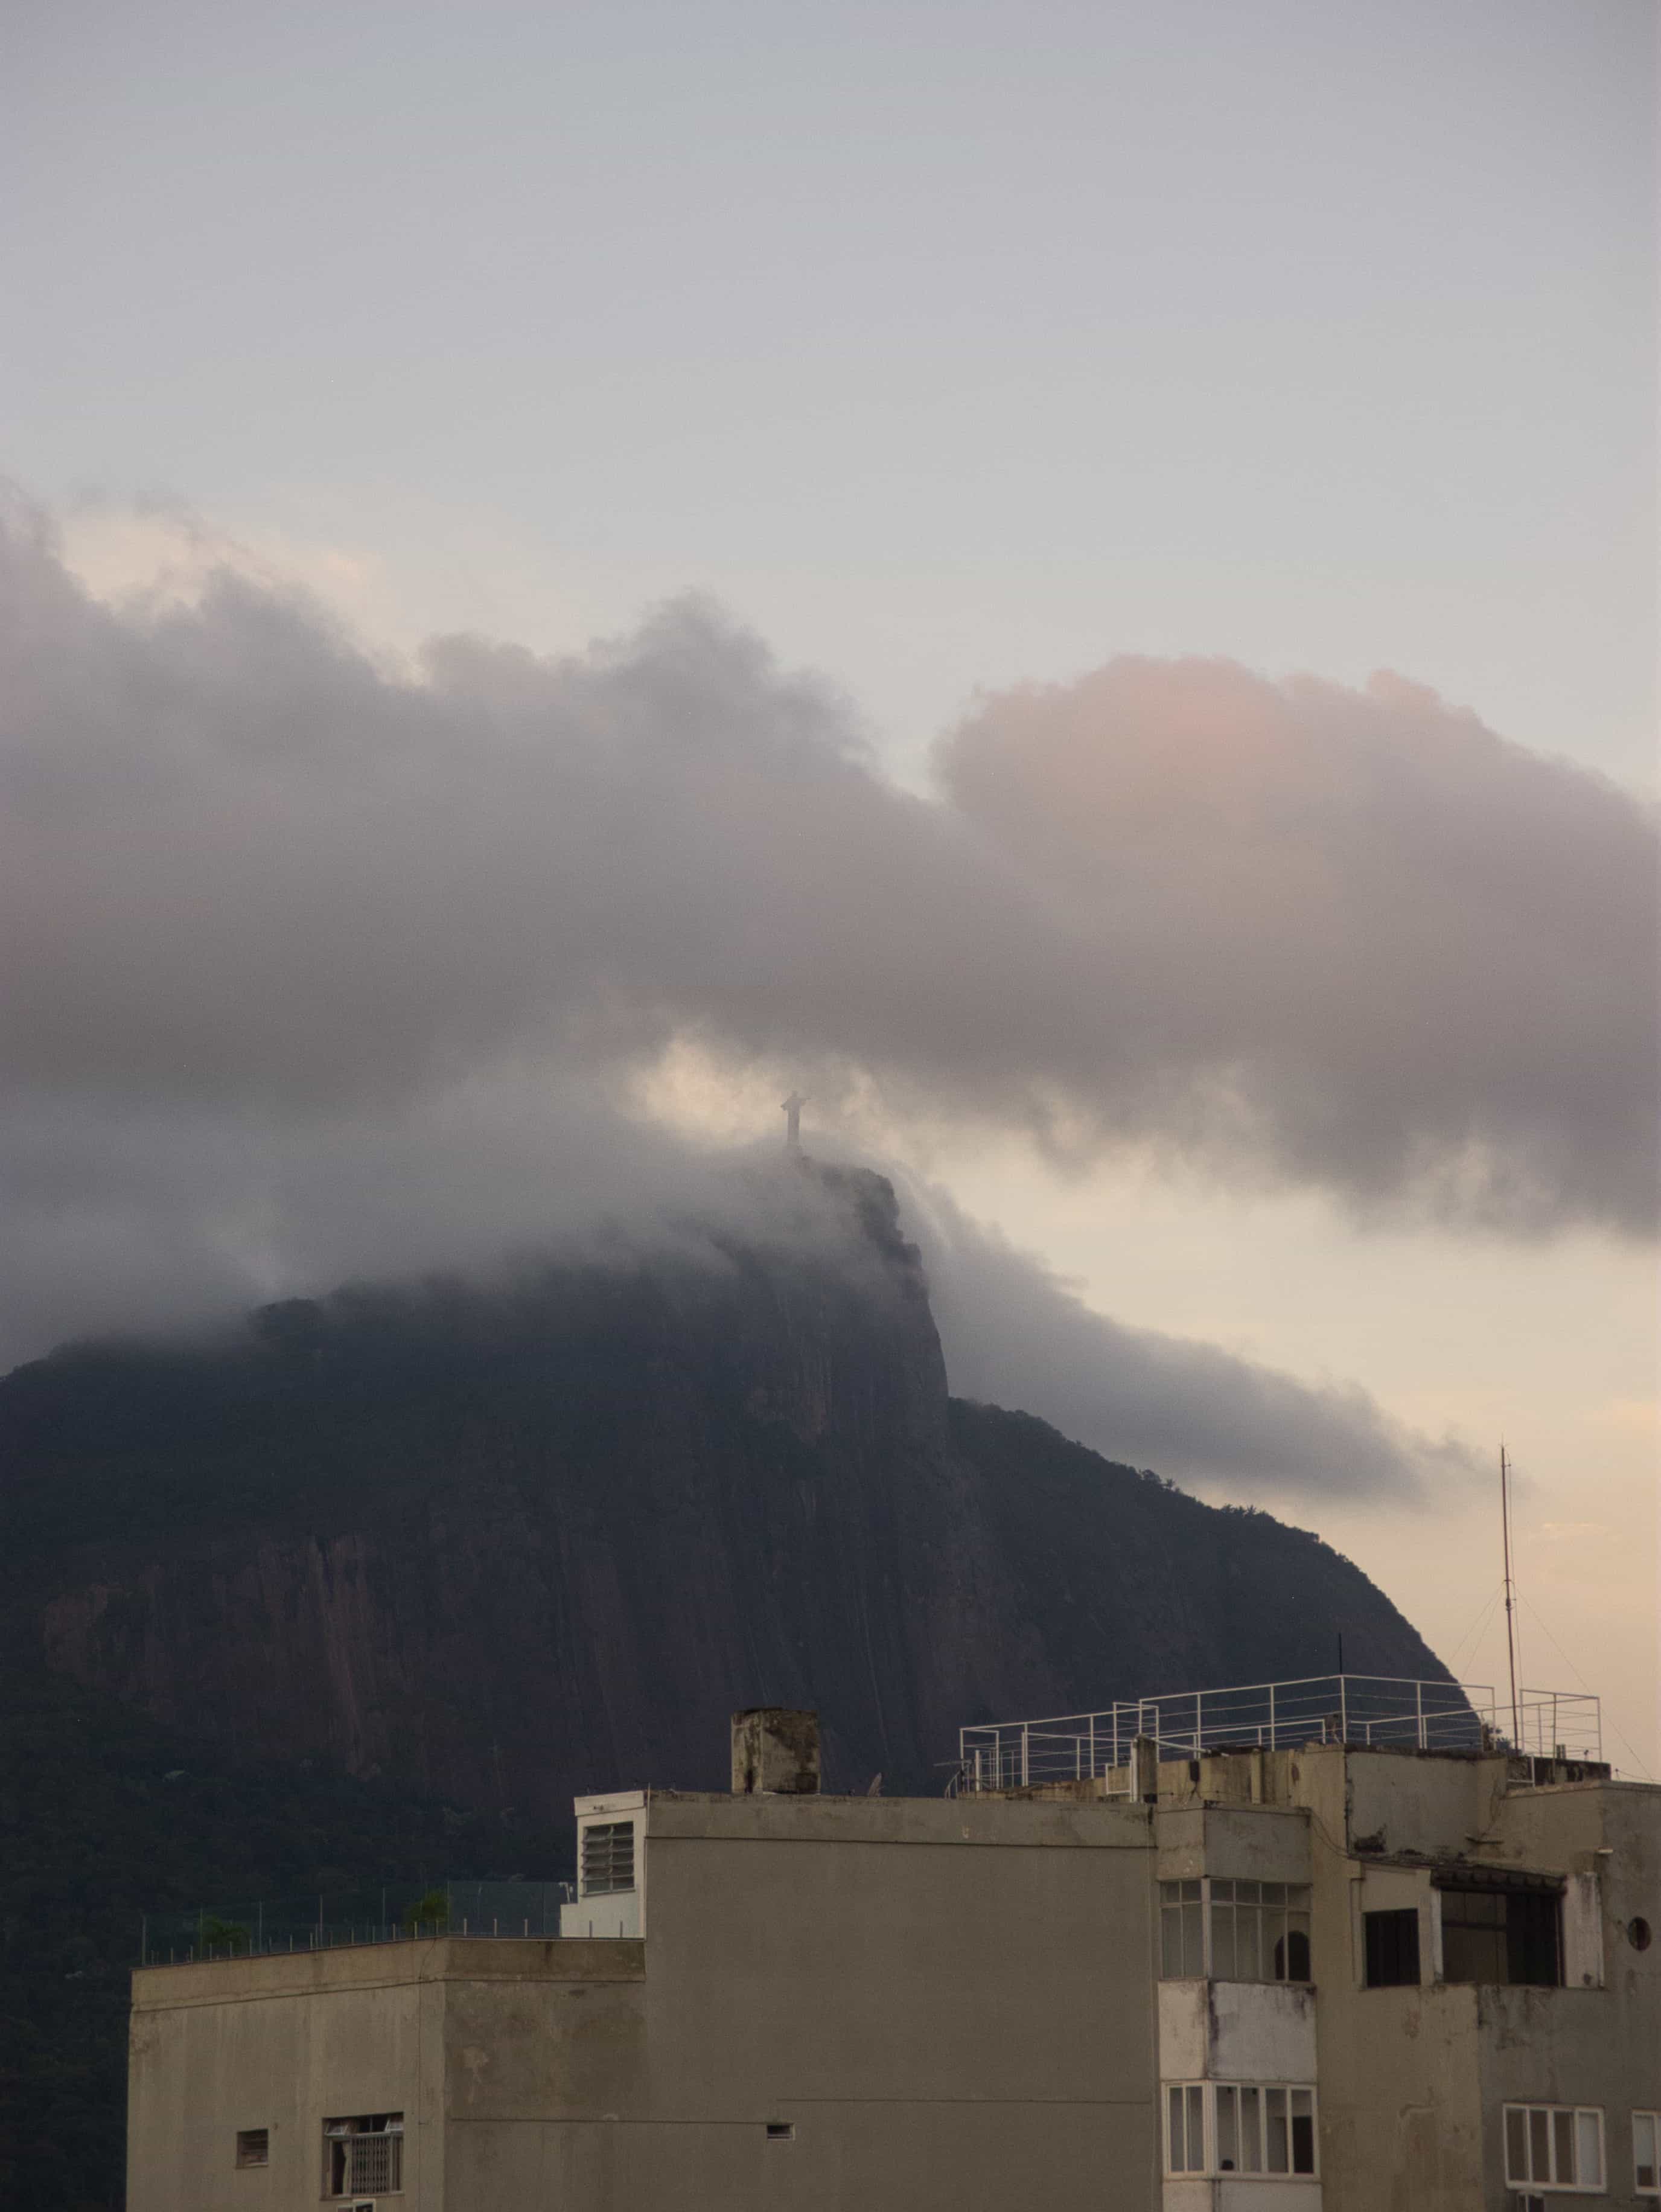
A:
[905,1180,1467,1498]
[1,497,1654,1407]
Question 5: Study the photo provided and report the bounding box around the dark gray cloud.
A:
[904,1180,1469,1499]
[0,501,1653,1497]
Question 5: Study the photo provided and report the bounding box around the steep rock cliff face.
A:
[1,1165,1447,1814]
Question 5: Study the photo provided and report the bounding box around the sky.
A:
[2,0,1656,1769]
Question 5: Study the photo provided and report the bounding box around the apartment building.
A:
[126,1678,1659,2210]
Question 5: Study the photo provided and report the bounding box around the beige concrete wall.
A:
[126,1762,1659,2212]
[1475,1783,1661,2207]
[1309,1769,1661,2212]
[127,1939,643,2212]
[1156,1806,1310,1884]
[419,1793,1163,2210]
[130,1800,1162,2211]
[1315,1980,1486,2212]
[128,1943,444,2212]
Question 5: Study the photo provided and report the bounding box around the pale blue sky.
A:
[6,0,1655,781]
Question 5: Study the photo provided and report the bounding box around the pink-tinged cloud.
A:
[1,499,1654,1386]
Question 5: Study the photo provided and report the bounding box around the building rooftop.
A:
[955,1672,1602,1793]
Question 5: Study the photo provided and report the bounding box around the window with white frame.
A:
[1158,1879,1312,1981]
[1210,1880,1312,1982]
[1502,2105,1604,2193]
[1161,1881,1205,1977]
[1634,2111,1659,2195]
[1166,2083,1207,2174]
[1164,2083,1318,2178]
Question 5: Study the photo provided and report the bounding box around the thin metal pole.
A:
[1500,1443,1521,1747]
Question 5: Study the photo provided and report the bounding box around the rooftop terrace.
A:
[955,1673,1602,1794]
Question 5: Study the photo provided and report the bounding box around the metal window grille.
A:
[348,2132,401,2193]
[325,2116,404,2198]
[581,1821,636,1897]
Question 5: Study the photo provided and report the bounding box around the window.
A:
[1634,2111,1659,2195]
[1167,2083,1207,2173]
[1161,1881,1205,1977]
[765,2123,795,2143]
[324,2114,403,2198]
[1165,2083,1318,2178]
[1365,1908,1421,1987]
[1211,1881,1312,1983]
[1158,1879,1311,1981]
[234,2129,269,2168]
[1438,1876,1560,1987]
[581,1820,636,1897]
[1502,2104,1604,2193]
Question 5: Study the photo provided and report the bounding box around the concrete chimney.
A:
[732,1708,821,1795]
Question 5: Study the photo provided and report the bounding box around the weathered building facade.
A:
[127,1691,1660,2210]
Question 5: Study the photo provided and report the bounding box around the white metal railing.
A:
[954,1675,1601,1792]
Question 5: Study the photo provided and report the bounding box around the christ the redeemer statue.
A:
[781,1092,807,1151]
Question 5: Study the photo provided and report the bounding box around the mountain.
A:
[0,1159,1453,2207]
[1,1162,1448,1816]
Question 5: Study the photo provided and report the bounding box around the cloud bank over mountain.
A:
[1,500,1651,1491]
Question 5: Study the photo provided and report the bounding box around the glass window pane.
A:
[1265,1907,1287,1974]
[1168,2086,1185,2172]
[1161,1907,1183,1979]
[1211,1879,1234,1902]
[1505,2108,1528,2182]
[1575,2111,1602,2188]
[1554,2108,1576,2182]
[1530,2109,1551,2180]
[1239,2088,1263,2172]
[1290,2090,1316,2175]
[1237,1909,1262,1981]
[1216,2086,1239,2172]
[1281,1915,1312,1981]
[1211,1902,1236,1978]
[1262,1882,1285,1905]
[1237,1881,1261,1904]
[1181,1880,1201,1902]
[1636,2111,1659,2190]
[1266,2087,1289,2173]
[1182,1900,1203,1975]
[1187,2086,1204,2172]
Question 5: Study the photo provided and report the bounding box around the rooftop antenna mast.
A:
[781,1092,807,1152]
[1500,1442,1521,1749]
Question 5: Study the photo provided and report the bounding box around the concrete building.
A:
[127,1682,1660,2210]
